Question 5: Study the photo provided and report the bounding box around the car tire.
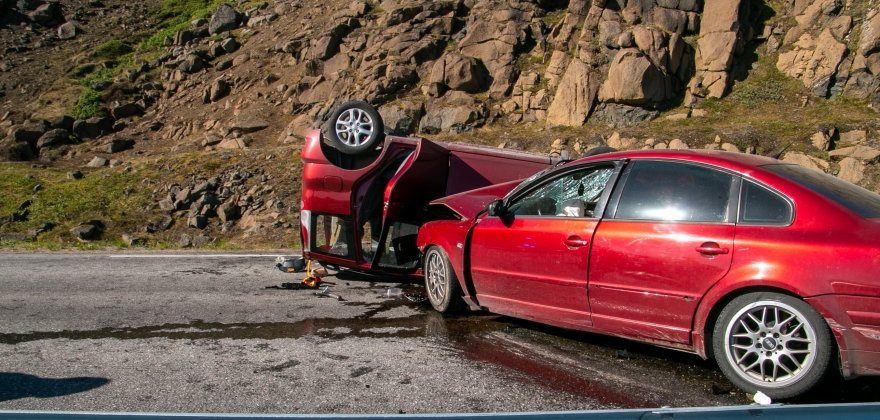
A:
[423,246,466,314]
[582,146,618,157]
[327,101,385,156]
[712,292,832,399]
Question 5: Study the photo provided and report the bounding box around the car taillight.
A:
[300,208,310,251]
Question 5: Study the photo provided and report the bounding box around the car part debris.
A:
[314,286,344,301]
[265,282,314,290]
[753,391,772,405]
[404,293,428,303]
[275,256,306,273]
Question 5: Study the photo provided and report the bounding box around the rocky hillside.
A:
[1,0,879,249]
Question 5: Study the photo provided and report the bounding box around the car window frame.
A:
[605,158,742,224]
[500,159,626,220]
[736,178,795,227]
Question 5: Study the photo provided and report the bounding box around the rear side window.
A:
[614,160,735,222]
[764,164,880,218]
[739,181,792,225]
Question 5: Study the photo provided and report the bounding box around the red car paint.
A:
[299,129,555,277]
[416,149,880,380]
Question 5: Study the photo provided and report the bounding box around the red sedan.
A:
[416,149,880,399]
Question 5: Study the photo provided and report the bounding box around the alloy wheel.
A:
[335,108,374,147]
[723,300,817,387]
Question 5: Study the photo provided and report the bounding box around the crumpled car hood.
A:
[426,180,520,221]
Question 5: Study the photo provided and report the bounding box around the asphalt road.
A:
[0,252,876,414]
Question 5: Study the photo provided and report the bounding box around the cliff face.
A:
[1,0,879,248]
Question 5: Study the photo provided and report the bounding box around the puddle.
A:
[0,300,454,345]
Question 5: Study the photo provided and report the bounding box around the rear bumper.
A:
[806,295,880,378]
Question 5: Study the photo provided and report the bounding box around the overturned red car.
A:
[301,102,880,399]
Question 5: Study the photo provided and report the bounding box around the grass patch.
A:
[69,89,106,119]
[141,0,230,49]
[0,163,161,249]
[93,40,134,60]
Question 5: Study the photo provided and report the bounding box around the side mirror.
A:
[487,199,505,217]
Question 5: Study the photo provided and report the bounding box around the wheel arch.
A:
[416,221,471,293]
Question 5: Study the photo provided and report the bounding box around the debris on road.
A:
[314,286,344,301]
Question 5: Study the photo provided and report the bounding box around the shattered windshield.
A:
[507,166,615,217]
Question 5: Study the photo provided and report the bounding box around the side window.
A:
[615,160,734,222]
[739,181,792,225]
[506,166,615,217]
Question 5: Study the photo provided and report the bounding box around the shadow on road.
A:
[0,372,110,402]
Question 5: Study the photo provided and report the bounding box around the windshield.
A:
[763,164,880,218]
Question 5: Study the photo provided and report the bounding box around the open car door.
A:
[356,139,450,270]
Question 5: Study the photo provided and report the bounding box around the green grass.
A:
[0,163,162,249]
[69,90,106,119]
[93,40,134,60]
[141,0,232,49]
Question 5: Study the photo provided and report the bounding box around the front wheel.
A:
[712,292,832,399]
[423,247,466,313]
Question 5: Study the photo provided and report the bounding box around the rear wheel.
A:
[327,101,384,155]
[424,247,466,313]
[712,292,832,399]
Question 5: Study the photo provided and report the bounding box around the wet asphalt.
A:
[0,252,876,414]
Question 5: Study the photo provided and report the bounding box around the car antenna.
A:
[768,116,824,159]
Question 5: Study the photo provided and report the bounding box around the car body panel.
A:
[470,216,597,329]
[426,180,521,221]
[588,220,735,344]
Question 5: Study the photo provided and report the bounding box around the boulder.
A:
[598,49,673,105]
[107,138,134,153]
[599,20,623,48]
[858,11,880,56]
[178,54,204,74]
[28,3,57,25]
[51,116,75,131]
[10,126,44,146]
[839,130,867,145]
[828,146,880,162]
[217,202,241,223]
[782,152,823,171]
[230,118,269,133]
[221,37,240,53]
[73,117,113,140]
[668,139,689,149]
[776,30,847,95]
[208,79,230,103]
[546,59,601,128]
[419,106,478,135]
[86,156,108,167]
[58,22,78,40]
[217,138,250,149]
[36,129,71,149]
[109,101,140,119]
[379,102,421,135]
[209,4,242,35]
[633,26,671,72]
[700,0,743,34]
[837,157,865,184]
[70,225,98,240]
[811,131,831,151]
[430,54,481,92]
[696,32,737,71]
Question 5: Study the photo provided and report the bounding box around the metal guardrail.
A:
[2,403,880,420]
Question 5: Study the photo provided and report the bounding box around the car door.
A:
[470,162,621,330]
[588,159,740,345]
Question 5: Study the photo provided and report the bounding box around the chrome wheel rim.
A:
[425,251,446,305]
[724,300,817,387]
[335,108,374,147]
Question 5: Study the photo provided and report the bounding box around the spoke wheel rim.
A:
[724,300,817,388]
[335,108,374,147]
[425,251,446,305]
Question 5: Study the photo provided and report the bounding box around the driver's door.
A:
[469,163,620,330]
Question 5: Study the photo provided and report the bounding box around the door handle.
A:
[695,243,729,255]
[564,236,589,247]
